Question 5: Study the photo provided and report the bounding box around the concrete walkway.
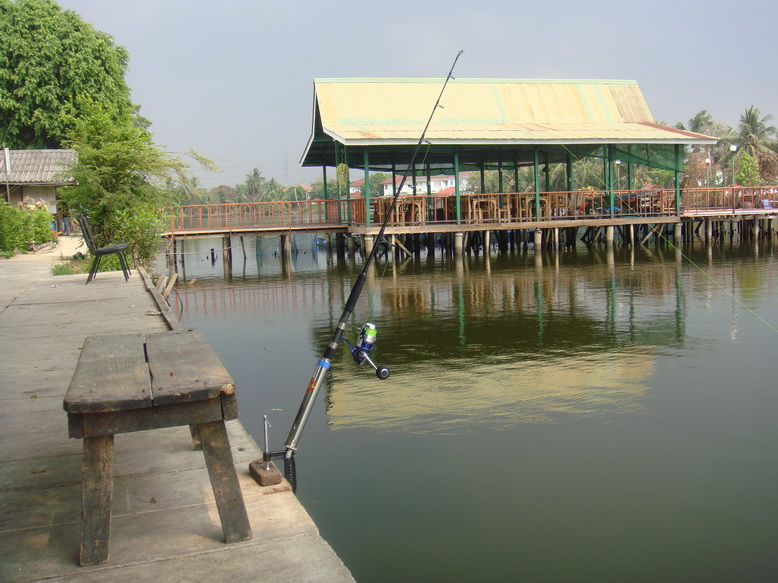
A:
[0,238,353,583]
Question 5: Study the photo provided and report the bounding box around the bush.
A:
[0,202,53,256]
[31,208,53,245]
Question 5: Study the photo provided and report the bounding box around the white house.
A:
[379,172,474,196]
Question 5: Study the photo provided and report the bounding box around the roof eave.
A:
[331,137,719,147]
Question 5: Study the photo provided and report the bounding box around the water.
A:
[167,236,778,582]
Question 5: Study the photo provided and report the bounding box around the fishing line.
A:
[278,50,465,465]
[623,210,778,335]
[511,141,778,335]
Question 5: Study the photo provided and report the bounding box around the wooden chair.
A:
[77,215,131,284]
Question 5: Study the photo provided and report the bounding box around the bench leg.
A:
[189,424,203,450]
[79,434,114,566]
[196,421,252,543]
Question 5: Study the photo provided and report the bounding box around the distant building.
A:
[1,148,77,213]
[379,172,474,196]
[348,178,365,196]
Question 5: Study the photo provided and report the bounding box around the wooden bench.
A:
[64,328,252,566]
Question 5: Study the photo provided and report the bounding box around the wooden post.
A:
[454,232,464,255]
[79,435,114,566]
[222,236,232,281]
[196,421,252,543]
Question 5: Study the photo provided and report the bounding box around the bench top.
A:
[64,328,235,414]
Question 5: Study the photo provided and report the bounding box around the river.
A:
[165,235,778,582]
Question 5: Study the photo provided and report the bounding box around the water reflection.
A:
[327,348,654,431]
[172,237,778,582]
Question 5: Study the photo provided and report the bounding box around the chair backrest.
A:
[77,215,97,253]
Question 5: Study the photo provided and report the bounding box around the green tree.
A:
[210,184,241,204]
[244,168,265,202]
[676,110,716,135]
[309,178,339,200]
[263,177,283,201]
[736,106,778,181]
[0,0,134,148]
[736,150,762,186]
[60,103,187,266]
[359,172,389,197]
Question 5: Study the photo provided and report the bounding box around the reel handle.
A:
[359,351,391,380]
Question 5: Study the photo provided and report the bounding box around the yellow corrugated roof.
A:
[302,78,715,168]
[315,78,704,139]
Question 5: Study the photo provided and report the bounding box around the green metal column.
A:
[344,147,351,223]
[426,163,432,222]
[364,150,370,228]
[626,145,633,191]
[607,145,614,219]
[322,166,328,200]
[533,148,540,217]
[674,144,682,214]
[514,158,519,194]
[334,145,341,223]
[454,152,462,225]
[566,151,574,211]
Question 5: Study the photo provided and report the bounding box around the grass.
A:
[52,256,90,275]
[51,253,128,276]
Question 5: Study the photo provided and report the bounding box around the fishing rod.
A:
[260,50,464,490]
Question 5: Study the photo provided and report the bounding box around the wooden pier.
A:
[162,185,778,259]
[0,238,354,582]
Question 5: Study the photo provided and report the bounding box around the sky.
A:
[57,0,777,190]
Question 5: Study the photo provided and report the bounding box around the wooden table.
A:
[467,195,499,222]
[64,328,252,566]
[374,196,425,225]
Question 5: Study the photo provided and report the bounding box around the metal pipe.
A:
[283,50,464,458]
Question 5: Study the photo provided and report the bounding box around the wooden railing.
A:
[164,186,778,234]
[165,199,349,233]
[680,186,777,214]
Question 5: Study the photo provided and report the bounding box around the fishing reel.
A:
[344,323,391,380]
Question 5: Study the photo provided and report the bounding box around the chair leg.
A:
[87,256,101,284]
[116,252,130,281]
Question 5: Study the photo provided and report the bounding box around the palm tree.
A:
[734,106,778,182]
[676,110,715,134]
[245,168,266,202]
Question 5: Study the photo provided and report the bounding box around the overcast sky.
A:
[58,0,776,189]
